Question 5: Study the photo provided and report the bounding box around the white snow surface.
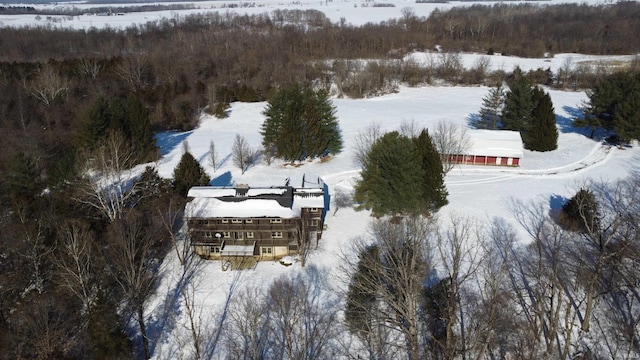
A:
[467,129,524,158]
[0,0,632,30]
[150,78,639,359]
[4,2,637,358]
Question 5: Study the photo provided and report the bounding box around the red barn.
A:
[449,130,523,167]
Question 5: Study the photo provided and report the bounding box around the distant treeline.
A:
[0,3,194,16]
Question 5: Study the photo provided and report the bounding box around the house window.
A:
[310,208,318,212]
[262,247,272,255]
[271,231,283,238]
[234,232,243,239]
[245,219,253,224]
[231,219,242,224]
[221,219,228,224]
[270,218,282,224]
[204,231,213,238]
[247,232,254,239]
[210,246,220,253]
[310,220,319,226]
[222,232,231,238]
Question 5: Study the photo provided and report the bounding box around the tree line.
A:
[153,176,640,359]
[0,3,639,358]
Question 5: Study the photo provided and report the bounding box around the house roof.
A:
[186,197,300,219]
[466,130,523,158]
[186,180,326,219]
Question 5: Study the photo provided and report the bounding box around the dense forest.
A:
[0,2,640,358]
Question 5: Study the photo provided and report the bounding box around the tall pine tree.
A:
[477,83,504,130]
[502,76,534,132]
[354,131,423,217]
[261,85,342,161]
[414,129,448,212]
[172,151,211,197]
[354,130,448,217]
[526,88,558,151]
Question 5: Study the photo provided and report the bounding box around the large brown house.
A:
[186,177,327,261]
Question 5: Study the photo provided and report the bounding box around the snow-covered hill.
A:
[143,52,639,358]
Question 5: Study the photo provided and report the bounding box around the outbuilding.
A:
[449,130,523,167]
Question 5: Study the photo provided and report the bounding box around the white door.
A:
[496,157,501,165]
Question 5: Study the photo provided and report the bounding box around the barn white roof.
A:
[466,130,523,158]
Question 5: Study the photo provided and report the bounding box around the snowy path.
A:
[319,143,615,190]
[447,142,614,186]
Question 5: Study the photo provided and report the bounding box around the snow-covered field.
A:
[3,1,638,357]
[0,0,622,29]
[148,63,639,358]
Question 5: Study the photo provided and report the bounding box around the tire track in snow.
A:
[447,143,614,187]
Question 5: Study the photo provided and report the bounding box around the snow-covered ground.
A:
[147,55,639,358]
[0,0,622,29]
[3,2,637,357]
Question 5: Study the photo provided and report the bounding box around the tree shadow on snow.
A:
[211,171,233,186]
[548,194,568,223]
[154,130,192,156]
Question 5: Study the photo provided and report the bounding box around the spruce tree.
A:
[560,188,599,233]
[477,83,504,130]
[584,71,640,141]
[414,129,448,212]
[345,245,381,338]
[261,85,342,161]
[354,131,423,217]
[527,88,558,151]
[613,84,640,141]
[502,76,534,132]
[172,151,211,197]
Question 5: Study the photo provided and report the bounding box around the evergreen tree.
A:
[560,188,599,233]
[172,151,211,197]
[502,76,534,132]
[123,95,155,160]
[584,71,640,141]
[612,83,640,141]
[78,95,156,161]
[345,245,381,338]
[354,131,424,217]
[4,151,41,207]
[477,83,504,130]
[87,290,133,359]
[413,129,448,212]
[261,85,342,161]
[80,96,111,148]
[525,88,558,151]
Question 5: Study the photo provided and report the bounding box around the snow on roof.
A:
[466,130,524,158]
[221,243,255,256]
[294,195,325,208]
[246,188,287,196]
[186,197,299,219]
[187,187,236,198]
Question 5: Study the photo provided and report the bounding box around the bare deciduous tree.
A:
[348,216,435,360]
[332,187,354,216]
[435,214,484,359]
[431,120,471,174]
[106,211,164,360]
[79,58,105,80]
[267,265,340,360]
[28,64,69,107]
[353,122,382,168]
[225,287,271,360]
[232,134,254,174]
[114,55,152,90]
[208,140,219,172]
[55,220,96,315]
[74,131,140,222]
